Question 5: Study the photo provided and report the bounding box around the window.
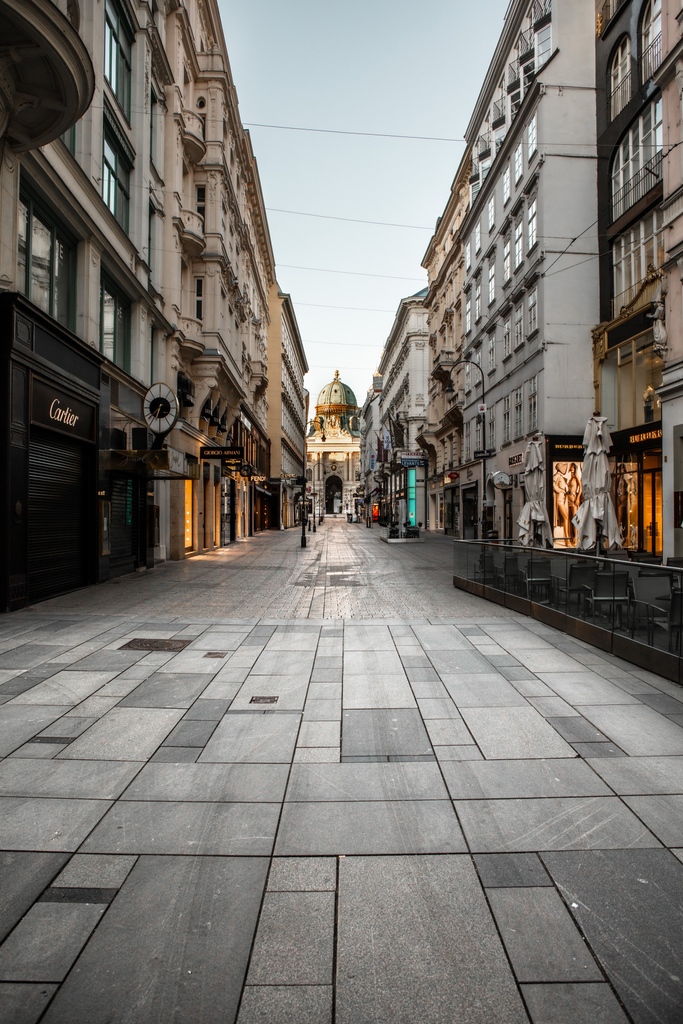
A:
[100,278,131,371]
[196,185,206,221]
[528,375,538,432]
[527,113,537,157]
[488,259,496,305]
[610,36,631,120]
[600,335,663,431]
[503,316,511,358]
[465,360,472,391]
[465,240,471,269]
[102,128,130,230]
[465,292,472,333]
[611,96,662,220]
[488,195,495,230]
[104,0,132,116]
[503,166,511,204]
[488,331,496,371]
[475,413,482,453]
[503,237,511,281]
[528,286,538,334]
[641,0,662,82]
[150,88,158,164]
[503,395,511,443]
[514,143,523,182]
[464,420,471,461]
[527,197,537,250]
[514,219,523,267]
[16,189,75,329]
[612,209,664,314]
[514,304,523,348]
[488,406,496,450]
[475,277,482,321]
[514,386,523,438]
[474,222,481,253]
[536,23,552,68]
[195,277,204,320]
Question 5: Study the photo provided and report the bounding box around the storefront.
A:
[547,436,585,550]
[0,294,102,611]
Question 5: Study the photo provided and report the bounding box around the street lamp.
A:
[442,357,491,539]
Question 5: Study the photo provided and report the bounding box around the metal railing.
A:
[508,59,520,90]
[492,98,506,126]
[478,132,492,157]
[533,0,551,23]
[611,150,662,221]
[453,540,683,684]
[609,71,631,121]
[640,33,662,83]
[518,29,534,62]
[600,0,628,28]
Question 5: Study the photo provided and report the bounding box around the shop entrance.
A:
[325,475,342,514]
[643,455,662,557]
[462,485,478,539]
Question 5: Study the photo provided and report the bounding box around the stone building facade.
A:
[306,372,362,516]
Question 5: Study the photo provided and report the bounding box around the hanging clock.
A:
[143,382,179,435]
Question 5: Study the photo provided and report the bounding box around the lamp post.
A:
[442,358,489,539]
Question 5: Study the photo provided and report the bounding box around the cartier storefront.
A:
[0,294,102,610]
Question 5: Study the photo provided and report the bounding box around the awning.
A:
[101,447,199,480]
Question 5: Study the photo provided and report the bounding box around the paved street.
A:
[1,518,683,1024]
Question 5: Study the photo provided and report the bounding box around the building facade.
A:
[306,372,361,516]
[360,373,383,522]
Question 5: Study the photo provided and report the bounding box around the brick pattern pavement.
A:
[0,520,682,1022]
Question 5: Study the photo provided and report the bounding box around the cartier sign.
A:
[32,379,95,442]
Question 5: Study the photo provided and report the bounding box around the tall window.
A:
[610,37,631,120]
[475,277,482,321]
[514,386,523,438]
[503,315,511,358]
[611,96,662,220]
[465,292,472,334]
[488,195,495,230]
[503,237,511,281]
[641,0,662,82]
[612,209,664,313]
[528,286,538,334]
[488,406,496,450]
[536,23,552,67]
[195,277,204,320]
[514,143,523,182]
[527,113,537,157]
[528,375,538,432]
[465,240,471,269]
[488,331,496,371]
[100,278,131,371]
[474,221,481,253]
[464,420,471,461]
[102,128,130,230]
[527,198,537,249]
[488,260,496,305]
[514,304,523,348]
[104,0,132,116]
[17,189,74,328]
[514,219,523,267]
[503,166,511,204]
[503,395,511,443]
[196,185,206,221]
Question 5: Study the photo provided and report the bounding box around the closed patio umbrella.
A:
[572,414,623,552]
[517,436,553,547]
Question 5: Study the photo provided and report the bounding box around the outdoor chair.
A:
[494,553,519,593]
[553,562,596,614]
[629,572,673,642]
[474,550,495,584]
[520,557,552,602]
[649,589,683,654]
[584,571,630,629]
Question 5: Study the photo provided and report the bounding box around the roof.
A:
[316,370,358,409]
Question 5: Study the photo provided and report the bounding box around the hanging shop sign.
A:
[401,456,426,467]
[200,446,244,464]
[31,379,95,442]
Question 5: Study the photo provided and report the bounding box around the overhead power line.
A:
[267,207,432,230]
[296,302,396,312]
[245,122,464,143]
[279,264,425,282]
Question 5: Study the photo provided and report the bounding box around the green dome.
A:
[317,370,357,409]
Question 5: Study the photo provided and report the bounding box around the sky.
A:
[218,0,509,416]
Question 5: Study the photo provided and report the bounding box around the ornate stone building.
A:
[306,372,362,515]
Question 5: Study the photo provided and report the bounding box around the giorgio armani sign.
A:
[31,378,95,442]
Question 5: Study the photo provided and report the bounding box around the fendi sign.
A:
[32,379,95,442]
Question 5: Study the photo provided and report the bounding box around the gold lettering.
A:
[49,398,79,429]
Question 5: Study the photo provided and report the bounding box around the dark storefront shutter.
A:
[110,475,137,572]
[28,430,89,601]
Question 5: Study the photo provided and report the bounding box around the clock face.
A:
[143,382,179,434]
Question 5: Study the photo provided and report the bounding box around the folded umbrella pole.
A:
[517,436,553,548]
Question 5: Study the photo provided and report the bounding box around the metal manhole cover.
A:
[250,696,278,704]
[119,638,191,652]
[204,652,228,659]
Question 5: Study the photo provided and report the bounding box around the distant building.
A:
[306,372,361,515]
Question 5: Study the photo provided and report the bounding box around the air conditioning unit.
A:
[131,427,155,450]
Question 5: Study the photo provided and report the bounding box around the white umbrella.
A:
[517,437,553,547]
[572,415,623,551]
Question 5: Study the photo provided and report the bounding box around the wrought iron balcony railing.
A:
[640,33,662,83]
[609,71,631,121]
[611,150,662,221]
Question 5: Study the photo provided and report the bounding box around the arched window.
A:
[641,0,662,81]
[611,95,662,220]
[610,37,631,120]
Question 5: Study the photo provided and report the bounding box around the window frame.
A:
[104,0,133,118]
[102,124,131,231]
[17,185,76,330]
[100,275,131,372]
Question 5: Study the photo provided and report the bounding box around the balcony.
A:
[507,59,520,92]
[491,98,506,130]
[519,29,534,63]
[599,0,628,30]
[177,316,204,357]
[478,132,492,160]
[609,71,631,121]
[640,33,662,84]
[533,0,551,25]
[0,0,94,151]
[611,150,663,222]
[181,109,206,163]
[177,207,205,257]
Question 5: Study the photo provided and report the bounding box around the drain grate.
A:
[119,638,191,652]
[250,696,279,704]
[203,652,228,659]
[27,736,73,745]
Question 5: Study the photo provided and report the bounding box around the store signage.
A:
[627,428,662,446]
[508,453,524,467]
[32,379,94,441]
[200,446,243,463]
[401,456,426,467]
[473,450,487,460]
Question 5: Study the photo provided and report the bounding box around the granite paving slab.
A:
[297,721,340,747]
[521,983,630,1024]
[63,695,120,718]
[341,710,431,757]
[576,704,683,756]
[343,624,396,650]
[0,760,142,799]
[41,855,268,1024]
[0,852,69,943]
[342,676,417,709]
[67,650,147,671]
[6,671,117,706]
[411,625,472,650]
[121,762,289,802]
[439,675,529,707]
[58,707,184,760]
[52,854,137,889]
[303,700,341,721]
[199,713,300,763]
[427,650,495,675]
[250,650,316,676]
[541,849,683,1024]
[80,800,280,855]
[285,762,449,802]
[487,886,603,982]
[183,699,232,720]
[0,982,58,1024]
[0,798,112,852]
[408,681,450,699]
[236,985,332,1024]
[621,794,683,846]
[38,717,97,739]
[474,853,552,888]
[0,646,64,669]
[415,698,461,718]
[229,678,309,711]
[274,800,465,855]
[246,891,335,984]
[117,673,212,708]
[527,696,580,717]
[336,855,527,1024]
[455,796,661,852]
[637,691,683,714]
[425,719,475,745]
[266,857,337,891]
[546,716,611,743]
[459,707,577,759]
[434,745,484,760]
[586,755,683,794]
[293,748,340,763]
[0,903,105,981]
[537,672,641,705]
[162,719,217,747]
[441,759,611,800]
[0,707,73,757]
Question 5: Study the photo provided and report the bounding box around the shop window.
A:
[17,188,75,329]
[104,0,133,117]
[184,479,194,550]
[601,334,663,432]
[102,127,131,230]
[100,278,131,372]
[612,210,664,315]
